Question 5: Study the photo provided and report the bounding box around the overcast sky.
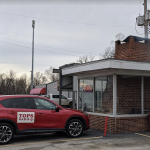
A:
[0,0,150,77]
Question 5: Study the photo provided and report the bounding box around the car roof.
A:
[0,95,44,99]
[0,94,64,109]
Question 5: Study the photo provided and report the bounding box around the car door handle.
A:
[9,111,15,114]
[38,113,43,116]
[51,110,57,113]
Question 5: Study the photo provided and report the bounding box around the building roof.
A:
[122,35,149,43]
[59,63,80,69]
[47,80,59,85]
[61,58,150,76]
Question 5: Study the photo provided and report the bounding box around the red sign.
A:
[83,85,93,93]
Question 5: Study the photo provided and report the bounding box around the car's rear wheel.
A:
[66,119,84,138]
[69,102,73,108]
[68,102,77,109]
[0,123,14,144]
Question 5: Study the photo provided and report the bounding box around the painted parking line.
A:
[135,133,150,138]
[0,136,102,148]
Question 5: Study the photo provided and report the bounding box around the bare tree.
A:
[101,47,115,59]
[0,73,6,94]
[115,33,125,41]
[34,72,48,86]
[5,70,17,94]
[0,71,31,95]
[88,55,95,61]
[76,55,95,64]
[0,66,60,95]
[101,33,125,59]
[44,66,59,82]
[15,75,28,94]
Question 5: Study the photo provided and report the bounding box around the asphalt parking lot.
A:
[1,129,150,150]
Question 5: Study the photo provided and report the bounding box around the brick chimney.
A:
[114,36,150,62]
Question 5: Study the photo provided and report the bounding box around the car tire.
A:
[66,119,84,138]
[69,102,77,109]
[0,123,14,144]
[69,102,73,108]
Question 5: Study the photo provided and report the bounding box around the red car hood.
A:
[66,108,83,113]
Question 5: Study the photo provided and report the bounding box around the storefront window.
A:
[78,75,146,116]
[95,76,113,114]
[117,75,142,115]
[79,78,93,112]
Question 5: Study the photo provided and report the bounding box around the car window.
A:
[52,95,59,98]
[0,99,11,108]
[61,95,67,99]
[34,98,56,110]
[11,98,32,109]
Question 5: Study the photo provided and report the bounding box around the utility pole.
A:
[136,0,149,38]
[144,0,148,38]
[31,20,35,90]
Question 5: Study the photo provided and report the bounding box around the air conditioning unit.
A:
[145,10,150,21]
[136,16,144,26]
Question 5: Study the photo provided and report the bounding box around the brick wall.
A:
[90,115,116,133]
[117,75,141,114]
[114,36,150,62]
[115,116,149,133]
[90,115,149,133]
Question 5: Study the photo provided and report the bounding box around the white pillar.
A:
[113,75,117,116]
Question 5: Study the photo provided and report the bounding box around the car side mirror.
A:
[55,106,59,112]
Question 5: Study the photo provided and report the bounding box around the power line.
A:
[0,40,88,57]
[0,36,98,56]
[0,11,138,28]
[0,62,31,65]
[0,61,54,66]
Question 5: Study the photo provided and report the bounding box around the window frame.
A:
[78,77,94,112]
[78,75,114,115]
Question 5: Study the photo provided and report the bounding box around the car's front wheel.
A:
[0,123,14,144]
[66,119,84,138]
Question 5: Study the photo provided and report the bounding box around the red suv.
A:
[0,95,89,144]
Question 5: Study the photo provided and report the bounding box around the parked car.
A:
[0,95,89,144]
[45,94,76,108]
